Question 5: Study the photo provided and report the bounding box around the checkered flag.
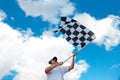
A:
[55,17,96,51]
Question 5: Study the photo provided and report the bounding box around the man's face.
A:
[51,59,58,64]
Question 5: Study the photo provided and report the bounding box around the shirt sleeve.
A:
[61,66,69,74]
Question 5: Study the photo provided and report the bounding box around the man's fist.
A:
[73,52,78,57]
[58,62,63,66]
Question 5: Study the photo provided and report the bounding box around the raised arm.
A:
[69,52,77,71]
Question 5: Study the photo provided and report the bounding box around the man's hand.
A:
[73,52,78,57]
[58,62,63,66]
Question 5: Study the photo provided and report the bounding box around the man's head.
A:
[49,56,58,64]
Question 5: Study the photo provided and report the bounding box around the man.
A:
[45,52,77,80]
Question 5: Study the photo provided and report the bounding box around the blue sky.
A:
[0,0,120,80]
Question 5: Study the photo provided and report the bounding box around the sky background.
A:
[0,0,120,80]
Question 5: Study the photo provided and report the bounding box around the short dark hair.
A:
[48,56,57,64]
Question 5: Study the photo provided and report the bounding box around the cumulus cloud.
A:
[1,2,120,79]
[0,21,24,78]
[0,14,88,80]
[17,0,75,24]
[0,10,6,21]
[74,13,120,50]
[16,0,120,51]
[64,60,89,80]
[110,64,120,69]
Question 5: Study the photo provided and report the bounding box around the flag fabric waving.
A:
[55,17,96,51]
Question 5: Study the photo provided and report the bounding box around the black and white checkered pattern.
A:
[55,17,96,50]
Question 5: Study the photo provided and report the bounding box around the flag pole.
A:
[63,52,78,63]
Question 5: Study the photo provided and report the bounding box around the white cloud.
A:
[0,10,6,21]
[0,19,89,80]
[111,64,120,69]
[17,0,75,24]
[74,13,120,50]
[0,22,24,78]
[64,60,89,80]
[16,0,120,50]
[11,17,15,21]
